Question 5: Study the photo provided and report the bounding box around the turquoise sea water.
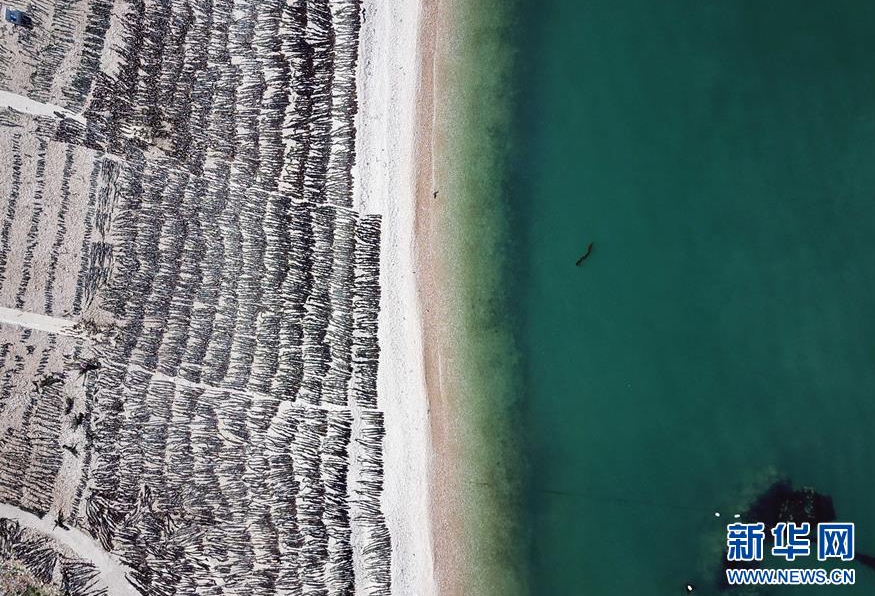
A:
[507,1,875,594]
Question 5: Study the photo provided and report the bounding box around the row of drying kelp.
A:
[325,0,361,207]
[69,346,99,526]
[0,329,81,519]
[74,156,118,315]
[42,148,76,316]
[352,216,382,410]
[4,136,48,312]
[0,126,111,319]
[0,134,23,286]
[323,209,357,407]
[0,517,108,596]
[0,0,112,112]
[0,342,12,421]
[356,410,392,596]
[324,410,355,591]
[296,0,334,207]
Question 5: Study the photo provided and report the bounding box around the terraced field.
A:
[0,0,393,594]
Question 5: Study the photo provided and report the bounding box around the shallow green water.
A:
[439,0,527,594]
[507,1,875,594]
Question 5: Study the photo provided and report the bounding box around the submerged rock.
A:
[743,481,836,529]
[718,480,836,590]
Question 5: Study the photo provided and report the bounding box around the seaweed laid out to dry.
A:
[0,0,392,594]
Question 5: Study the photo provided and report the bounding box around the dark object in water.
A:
[857,552,875,572]
[745,481,835,528]
[64,396,74,415]
[719,481,836,590]
[433,190,439,199]
[576,242,594,266]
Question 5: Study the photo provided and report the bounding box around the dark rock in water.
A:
[744,481,836,529]
[718,480,836,590]
[857,552,875,572]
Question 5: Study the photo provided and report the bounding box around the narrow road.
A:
[0,89,87,125]
[0,306,76,336]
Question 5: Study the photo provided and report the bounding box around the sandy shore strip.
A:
[356,1,437,594]
[412,0,529,593]
[411,0,466,594]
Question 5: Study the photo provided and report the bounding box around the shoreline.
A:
[413,0,530,593]
[412,0,464,594]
